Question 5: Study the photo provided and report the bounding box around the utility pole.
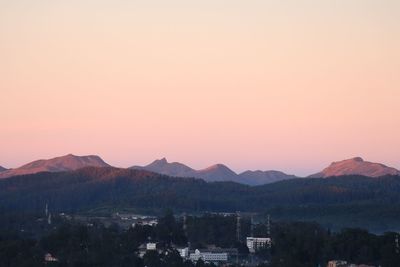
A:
[236,212,241,266]
[236,212,241,242]
[183,213,190,249]
[250,214,254,237]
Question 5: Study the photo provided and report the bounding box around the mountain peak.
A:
[201,164,231,172]
[310,157,400,178]
[132,158,194,177]
[158,157,168,164]
[196,164,238,182]
[351,157,364,162]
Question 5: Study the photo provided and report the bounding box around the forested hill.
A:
[1,166,400,213]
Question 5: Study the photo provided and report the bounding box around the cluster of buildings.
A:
[136,212,272,265]
[138,242,239,264]
[137,235,271,265]
[114,213,158,227]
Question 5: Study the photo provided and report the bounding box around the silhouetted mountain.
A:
[0,166,7,172]
[239,170,297,185]
[309,157,400,178]
[132,158,195,177]
[0,154,110,179]
[131,158,297,185]
[196,164,238,182]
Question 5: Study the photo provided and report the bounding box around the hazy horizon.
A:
[1,0,399,176]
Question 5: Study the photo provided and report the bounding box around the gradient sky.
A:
[1,0,399,176]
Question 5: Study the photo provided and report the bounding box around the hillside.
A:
[0,166,399,211]
[2,167,400,231]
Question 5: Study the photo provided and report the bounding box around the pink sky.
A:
[1,0,399,176]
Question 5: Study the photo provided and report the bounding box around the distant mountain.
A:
[131,158,297,185]
[132,158,195,177]
[0,154,110,179]
[309,157,400,178]
[196,164,239,182]
[0,166,7,172]
[239,170,298,185]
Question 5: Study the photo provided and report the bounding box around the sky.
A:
[1,0,399,176]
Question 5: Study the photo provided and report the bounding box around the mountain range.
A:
[131,158,297,185]
[0,154,399,185]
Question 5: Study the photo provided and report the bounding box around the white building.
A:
[189,249,228,263]
[146,242,157,250]
[246,237,271,253]
[177,247,189,258]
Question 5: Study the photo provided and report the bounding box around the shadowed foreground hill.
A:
[0,167,250,212]
[2,167,400,231]
[1,167,400,213]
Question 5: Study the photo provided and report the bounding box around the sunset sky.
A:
[1,0,399,176]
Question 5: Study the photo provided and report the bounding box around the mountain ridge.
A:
[2,155,399,184]
[131,158,297,185]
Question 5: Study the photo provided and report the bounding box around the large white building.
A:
[246,237,271,253]
[189,249,228,263]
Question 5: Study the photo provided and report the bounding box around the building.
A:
[146,242,157,250]
[44,253,58,262]
[177,247,189,258]
[189,249,228,263]
[138,242,158,258]
[246,237,271,253]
